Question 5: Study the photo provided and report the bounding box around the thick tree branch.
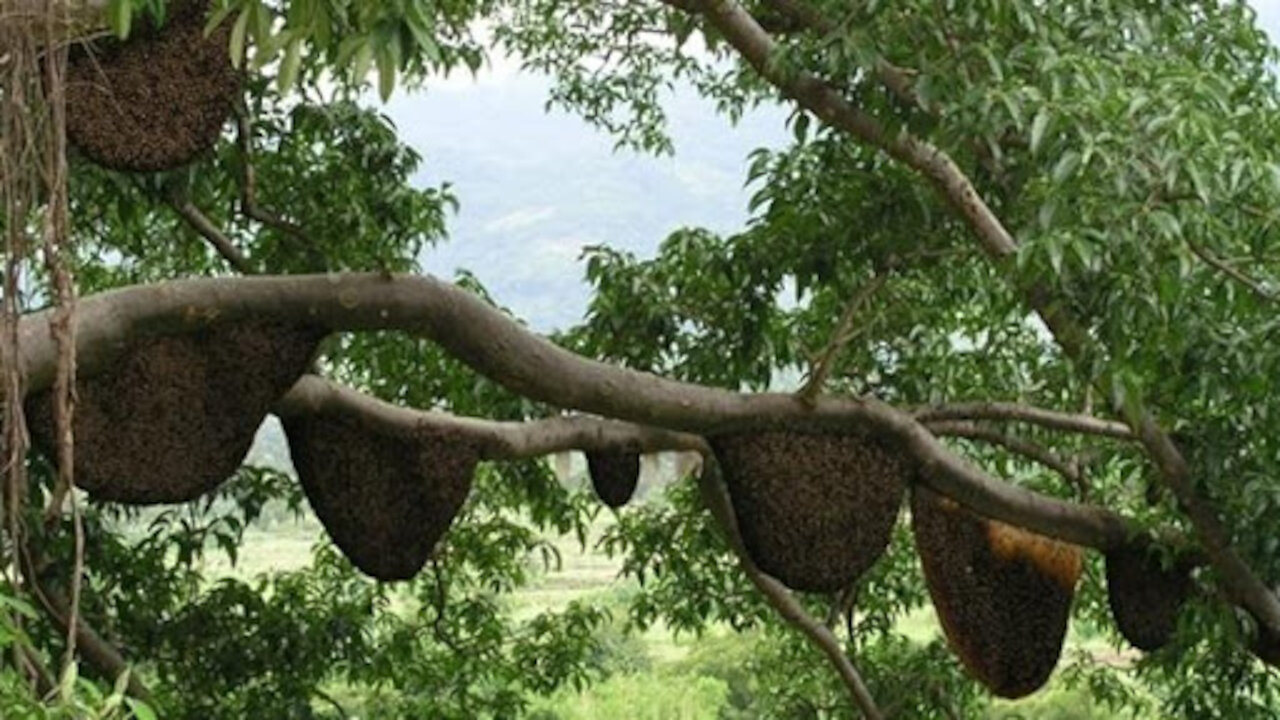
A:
[17,273,1134,550]
[696,458,884,720]
[915,401,1136,441]
[759,0,923,109]
[276,374,707,459]
[675,0,1280,634]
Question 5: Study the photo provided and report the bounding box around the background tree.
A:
[2,0,1280,718]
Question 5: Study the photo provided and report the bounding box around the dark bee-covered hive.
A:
[27,322,322,504]
[64,0,239,171]
[709,429,908,593]
[911,487,1082,699]
[1105,540,1192,652]
[284,409,479,581]
[586,451,640,508]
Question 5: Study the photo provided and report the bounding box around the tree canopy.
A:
[3,0,1280,717]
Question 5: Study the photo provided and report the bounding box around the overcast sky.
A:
[387,5,1280,331]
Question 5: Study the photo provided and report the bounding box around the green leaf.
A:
[792,112,810,144]
[126,697,158,720]
[229,8,250,69]
[1051,150,1081,184]
[279,37,303,92]
[1030,107,1050,154]
[59,661,78,703]
[352,41,375,82]
[204,1,237,37]
[108,0,133,39]
[377,47,397,101]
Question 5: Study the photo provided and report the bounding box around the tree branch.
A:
[15,273,1135,550]
[19,549,152,702]
[163,196,256,274]
[915,401,1136,441]
[696,457,884,720]
[796,273,886,404]
[758,0,924,110]
[276,374,707,459]
[233,106,307,241]
[674,0,1280,635]
[1186,241,1276,301]
[928,420,1084,495]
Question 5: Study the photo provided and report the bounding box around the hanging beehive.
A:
[64,0,240,171]
[585,450,640,508]
[709,428,908,593]
[1104,540,1192,652]
[27,322,322,503]
[911,487,1082,699]
[284,409,479,581]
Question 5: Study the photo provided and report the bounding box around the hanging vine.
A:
[1,0,82,689]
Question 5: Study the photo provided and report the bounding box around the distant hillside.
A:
[386,72,788,330]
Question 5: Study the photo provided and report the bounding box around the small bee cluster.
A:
[1104,541,1193,652]
[585,450,640,508]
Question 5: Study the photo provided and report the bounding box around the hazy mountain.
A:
[386,71,788,331]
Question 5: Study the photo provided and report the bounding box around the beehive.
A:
[911,487,1082,698]
[285,409,478,581]
[710,428,908,593]
[64,0,239,171]
[1104,540,1192,651]
[585,450,640,508]
[27,322,322,503]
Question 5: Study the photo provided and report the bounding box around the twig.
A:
[233,106,303,237]
[928,420,1086,496]
[17,643,55,698]
[915,401,1135,440]
[796,274,887,404]
[313,688,349,719]
[1186,241,1276,301]
[232,106,330,269]
[696,456,885,720]
[164,195,257,274]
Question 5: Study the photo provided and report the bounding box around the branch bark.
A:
[19,548,152,702]
[916,402,1136,441]
[1186,241,1276,301]
[164,196,256,274]
[15,273,1134,550]
[796,273,886,404]
[928,420,1084,495]
[673,0,1280,635]
[276,374,707,459]
[695,457,885,719]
